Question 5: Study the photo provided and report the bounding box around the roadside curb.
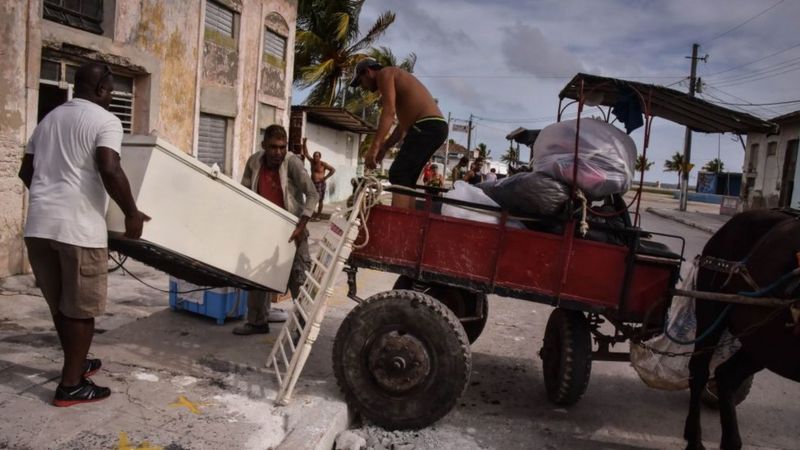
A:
[277,401,351,450]
[646,207,716,234]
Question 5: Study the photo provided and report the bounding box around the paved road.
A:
[344,210,799,450]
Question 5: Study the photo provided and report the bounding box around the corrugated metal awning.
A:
[559,73,779,135]
[293,106,376,134]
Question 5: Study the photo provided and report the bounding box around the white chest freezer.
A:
[106,135,297,292]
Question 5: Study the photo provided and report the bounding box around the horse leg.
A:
[685,348,714,450]
[715,349,763,450]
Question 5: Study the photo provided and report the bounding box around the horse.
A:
[684,209,800,450]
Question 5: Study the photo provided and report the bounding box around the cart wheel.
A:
[701,375,754,409]
[393,276,488,344]
[333,289,471,429]
[540,308,592,406]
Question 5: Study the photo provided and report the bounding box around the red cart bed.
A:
[349,200,682,323]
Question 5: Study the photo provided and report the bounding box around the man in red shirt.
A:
[234,125,318,335]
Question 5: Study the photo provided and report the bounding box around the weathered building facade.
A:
[743,111,800,210]
[0,0,297,277]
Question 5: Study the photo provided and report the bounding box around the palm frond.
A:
[348,11,395,53]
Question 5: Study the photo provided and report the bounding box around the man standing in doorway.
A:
[234,125,318,335]
[350,58,448,208]
[18,62,150,406]
[301,138,336,219]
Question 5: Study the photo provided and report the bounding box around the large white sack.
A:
[531,118,637,198]
[630,263,741,390]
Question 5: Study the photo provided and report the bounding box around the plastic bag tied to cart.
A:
[531,118,637,199]
[442,181,524,228]
[477,172,570,217]
[630,263,741,391]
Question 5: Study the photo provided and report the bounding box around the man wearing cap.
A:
[350,58,448,209]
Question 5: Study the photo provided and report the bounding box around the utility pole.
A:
[466,114,474,163]
[443,112,452,180]
[679,43,705,211]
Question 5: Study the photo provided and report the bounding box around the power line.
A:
[702,0,785,45]
[416,74,686,80]
[705,98,800,106]
[714,63,800,88]
[704,40,800,77]
[702,85,784,116]
[709,55,800,84]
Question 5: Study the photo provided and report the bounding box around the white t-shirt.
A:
[24,98,123,248]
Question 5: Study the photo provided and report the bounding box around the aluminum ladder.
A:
[266,185,369,405]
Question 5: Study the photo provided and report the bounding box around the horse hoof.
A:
[685,443,705,450]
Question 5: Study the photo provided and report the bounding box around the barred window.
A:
[43,0,104,35]
[205,1,234,37]
[264,29,286,61]
[198,114,228,172]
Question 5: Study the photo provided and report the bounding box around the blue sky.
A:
[293,0,800,184]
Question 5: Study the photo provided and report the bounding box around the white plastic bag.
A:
[630,263,741,390]
[441,181,523,228]
[531,118,637,198]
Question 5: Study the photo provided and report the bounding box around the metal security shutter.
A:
[205,1,234,37]
[110,75,135,134]
[198,114,227,172]
[264,29,286,60]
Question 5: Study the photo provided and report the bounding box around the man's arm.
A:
[323,161,336,180]
[241,158,253,189]
[18,154,34,189]
[96,148,150,239]
[287,156,319,244]
[366,69,400,169]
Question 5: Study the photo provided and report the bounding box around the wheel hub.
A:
[367,331,431,393]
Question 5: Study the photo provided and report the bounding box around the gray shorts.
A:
[25,237,108,319]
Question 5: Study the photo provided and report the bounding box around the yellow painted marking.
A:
[168,395,203,414]
[116,431,163,450]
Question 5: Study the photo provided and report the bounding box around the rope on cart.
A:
[575,190,589,236]
[350,175,383,249]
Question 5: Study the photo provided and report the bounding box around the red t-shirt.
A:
[257,166,285,208]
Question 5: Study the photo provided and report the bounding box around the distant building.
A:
[742,110,800,209]
[290,106,374,203]
[0,0,297,277]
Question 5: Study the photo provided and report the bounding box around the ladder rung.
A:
[304,274,321,289]
[286,331,296,352]
[319,240,337,255]
[279,342,290,368]
[272,356,283,384]
[294,295,310,321]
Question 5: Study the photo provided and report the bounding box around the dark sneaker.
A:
[84,358,102,378]
[53,377,111,407]
[232,323,269,335]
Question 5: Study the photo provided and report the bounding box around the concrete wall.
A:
[305,123,361,203]
[0,0,297,277]
[743,120,800,210]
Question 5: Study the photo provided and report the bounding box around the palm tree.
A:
[703,158,724,173]
[664,151,688,187]
[295,1,395,106]
[635,155,654,173]
[501,145,519,167]
[476,143,490,159]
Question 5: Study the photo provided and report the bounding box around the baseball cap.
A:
[349,58,382,87]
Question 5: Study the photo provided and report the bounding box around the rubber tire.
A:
[540,308,593,406]
[393,276,488,344]
[701,375,754,409]
[333,289,471,430]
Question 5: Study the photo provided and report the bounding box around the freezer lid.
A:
[122,135,298,225]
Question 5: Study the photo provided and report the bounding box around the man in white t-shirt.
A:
[18,62,150,407]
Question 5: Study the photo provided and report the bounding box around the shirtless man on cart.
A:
[350,58,448,209]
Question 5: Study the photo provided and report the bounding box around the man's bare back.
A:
[379,67,443,131]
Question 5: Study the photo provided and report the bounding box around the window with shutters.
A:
[198,114,228,172]
[37,58,135,133]
[205,1,235,38]
[264,29,286,62]
[43,0,105,34]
